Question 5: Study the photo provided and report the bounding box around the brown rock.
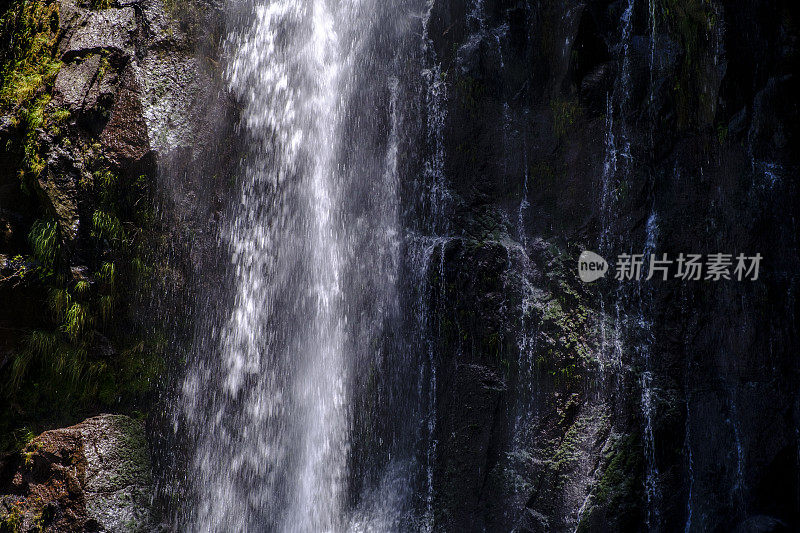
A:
[99,65,152,169]
[0,414,153,532]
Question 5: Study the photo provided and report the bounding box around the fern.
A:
[28,219,60,269]
[9,350,33,390]
[95,169,117,189]
[62,302,92,341]
[47,287,71,319]
[25,329,59,356]
[73,280,91,297]
[99,294,114,324]
[98,261,115,286]
[92,210,125,245]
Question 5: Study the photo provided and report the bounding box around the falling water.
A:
[649,0,656,98]
[599,93,617,257]
[595,8,632,355]
[600,0,636,252]
[517,123,530,248]
[179,0,414,530]
[728,392,747,507]
[599,95,624,371]
[412,4,451,527]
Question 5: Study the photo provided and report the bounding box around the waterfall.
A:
[178,1,415,530]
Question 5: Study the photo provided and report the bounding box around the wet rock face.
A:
[1,0,153,255]
[0,414,153,532]
[423,0,799,530]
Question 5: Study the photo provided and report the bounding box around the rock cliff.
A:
[1,0,797,531]
[420,0,799,531]
[1,0,231,527]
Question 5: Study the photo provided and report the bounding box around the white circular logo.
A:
[578,251,608,283]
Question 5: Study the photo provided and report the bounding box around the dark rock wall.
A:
[420,0,799,531]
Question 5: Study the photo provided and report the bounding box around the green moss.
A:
[160,0,205,44]
[97,54,110,82]
[661,0,718,129]
[0,0,61,109]
[90,0,113,9]
[22,439,42,467]
[452,74,485,119]
[595,435,641,503]
[549,418,583,475]
[0,503,22,533]
[716,123,728,145]
[577,433,645,532]
[542,299,564,324]
[49,105,69,124]
[550,97,582,138]
[1,0,64,181]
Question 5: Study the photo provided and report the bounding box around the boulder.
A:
[0,414,153,532]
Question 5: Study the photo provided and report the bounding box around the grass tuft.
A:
[92,210,125,244]
[63,302,92,341]
[28,219,60,269]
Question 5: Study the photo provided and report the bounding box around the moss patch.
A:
[550,97,582,138]
[661,0,719,130]
[576,432,645,532]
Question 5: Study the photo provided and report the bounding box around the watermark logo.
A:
[578,252,762,282]
[578,250,609,283]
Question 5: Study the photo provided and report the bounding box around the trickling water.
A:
[648,0,656,98]
[598,92,625,371]
[599,5,671,526]
[414,5,451,527]
[600,0,637,257]
[420,63,449,230]
[647,0,661,150]
[728,391,747,507]
[468,0,486,31]
[617,0,636,167]
[640,211,662,530]
[684,392,695,533]
[599,93,617,257]
[517,127,530,248]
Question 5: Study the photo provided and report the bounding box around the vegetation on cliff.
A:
[0,0,163,452]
